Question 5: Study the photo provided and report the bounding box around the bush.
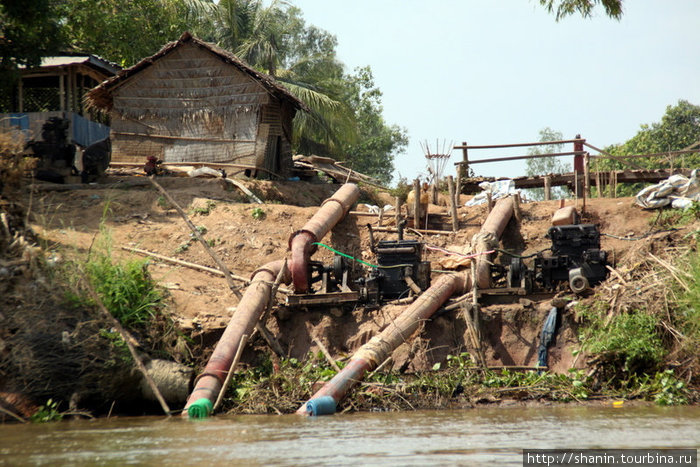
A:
[66,223,164,328]
[577,302,665,373]
[84,253,163,327]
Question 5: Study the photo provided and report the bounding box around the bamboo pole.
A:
[582,142,645,170]
[454,151,584,166]
[395,196,402,227]
[256,259,288,357]
[584,153,591,198]
[512,193,522,223]
[447,175,458,232]
[213,334,248,412]
[454,138,584,150]
[370,226,454,236]
[223,178,263,204]
[413,178,421,229]
[313,336,341,372]
[582,153,589,212]
[149,177,242,299]
[120,246,262,288]
[82,276,172,417]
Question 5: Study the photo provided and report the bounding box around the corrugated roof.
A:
[22,54,121,76]
[85,32,308,112]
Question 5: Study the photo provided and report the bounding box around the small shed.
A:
[86,32,307,179]
[0,53,119,146]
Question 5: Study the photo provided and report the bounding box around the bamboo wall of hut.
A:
[87,32,305,178]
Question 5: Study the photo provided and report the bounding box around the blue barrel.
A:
[306,396,337,416]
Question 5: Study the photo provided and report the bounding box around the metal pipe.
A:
[474,197,513,289]
[296,272,470,415]
[183,260,290,418]
[289,183,360,292]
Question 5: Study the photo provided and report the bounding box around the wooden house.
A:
[0,53,119,146]
[86,32,307,178]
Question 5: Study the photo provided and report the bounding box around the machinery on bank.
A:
[285,220,432,308]
[286,220,609,310]
[503,223,609,294]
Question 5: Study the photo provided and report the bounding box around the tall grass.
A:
[67,220,163,328]
[576,303,665,373]
[674,250,700,355]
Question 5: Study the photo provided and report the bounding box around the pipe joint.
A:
[320,197,349,215]
[287,229,318,250]
[252,260,291,284]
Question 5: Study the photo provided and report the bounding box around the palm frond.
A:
[279,79,357,153]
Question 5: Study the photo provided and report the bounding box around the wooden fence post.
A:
[413,178,421,229]
[512,193,522,223]
[395,196,402,226]
[447,175,458,232]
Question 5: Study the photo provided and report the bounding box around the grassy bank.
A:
[219,348,695,415]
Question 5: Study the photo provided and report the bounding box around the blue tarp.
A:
[71,113,110,147]
[9,114,29,130]
[2,112,109,147]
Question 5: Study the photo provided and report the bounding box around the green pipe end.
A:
[188,398,213,419]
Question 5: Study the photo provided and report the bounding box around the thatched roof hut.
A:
[86,32,307,178]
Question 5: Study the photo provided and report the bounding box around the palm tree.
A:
[210,0,357,156]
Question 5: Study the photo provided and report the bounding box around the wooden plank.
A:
[454,151,584,165]
[447,175,458,232]
[454,139,583,150]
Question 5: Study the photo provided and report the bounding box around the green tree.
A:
[539,0,623,20]
[0,0,65,100]
[56,0,404,180]
[341,67,408,185]
[593,100,700,196]
[604,100,700,170]
[210,3,358,156]
[525,127,571,200]
[60,0,215,67]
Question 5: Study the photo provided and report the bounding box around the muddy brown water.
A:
[1,405,698,466]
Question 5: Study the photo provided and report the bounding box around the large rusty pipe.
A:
[183,260,289,417]
[474,197,513,288]
[289,183,360,292]
[296,272,470,415]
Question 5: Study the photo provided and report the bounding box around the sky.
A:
[290,0,700,184]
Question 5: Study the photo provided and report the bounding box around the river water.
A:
[1,405,698,466]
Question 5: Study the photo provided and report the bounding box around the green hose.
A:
[187,398,213,419]
[312,242,379,268]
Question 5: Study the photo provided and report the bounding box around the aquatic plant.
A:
[30,399,63,423]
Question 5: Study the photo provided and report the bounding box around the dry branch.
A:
[149,177,242,298]
[82,275,172,417]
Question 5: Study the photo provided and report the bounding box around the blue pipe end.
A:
[306,396,337,416]
[188,398,213,419]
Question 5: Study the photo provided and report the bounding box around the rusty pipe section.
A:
[183,260,290,417]
[473,197,513,289]
[296,272,471,415]
[289,183,360,292]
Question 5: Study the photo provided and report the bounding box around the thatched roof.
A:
[85,32,308,112]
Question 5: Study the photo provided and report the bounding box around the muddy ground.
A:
[24,173,666,377]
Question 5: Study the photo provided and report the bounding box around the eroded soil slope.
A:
[25,175,666,374]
